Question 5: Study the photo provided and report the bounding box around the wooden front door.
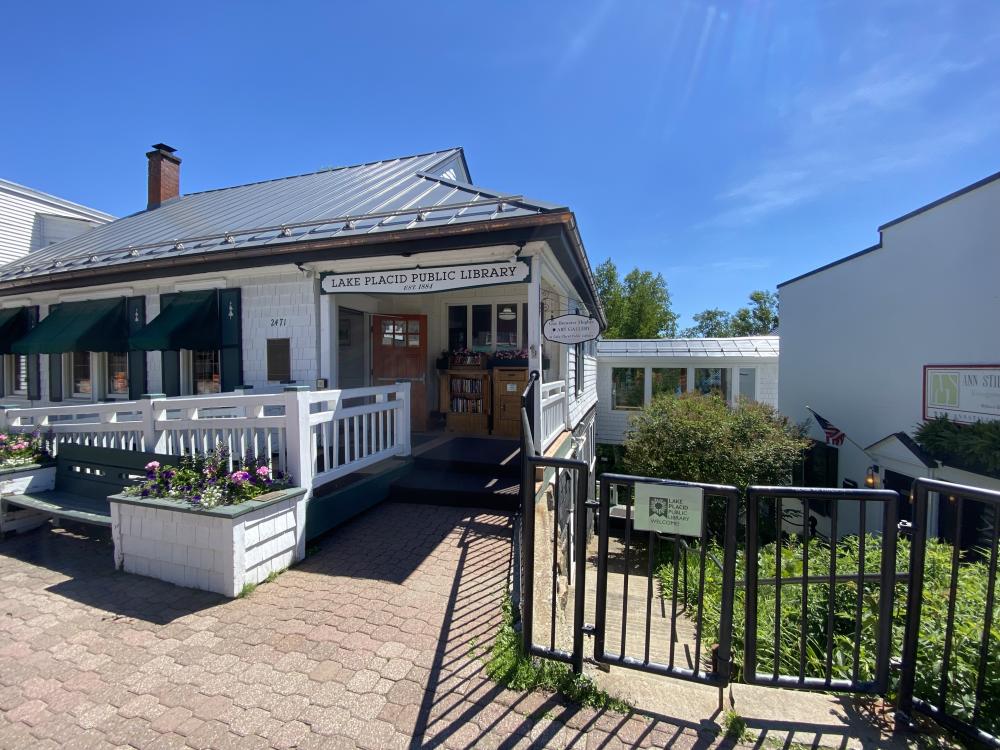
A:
[372,314,427,432]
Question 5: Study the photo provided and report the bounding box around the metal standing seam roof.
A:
[0,147,565,283]
[596,336,779,359]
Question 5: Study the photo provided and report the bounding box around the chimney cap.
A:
[150,143,177,154]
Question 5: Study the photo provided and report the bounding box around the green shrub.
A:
[623,393,809,539]
[659,535,1000,734]
[917,416,1000,478]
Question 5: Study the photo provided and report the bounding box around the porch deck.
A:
[388,434,521,511]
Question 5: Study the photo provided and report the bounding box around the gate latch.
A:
[897,519,914,534]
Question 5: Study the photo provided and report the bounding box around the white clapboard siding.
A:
[0,179,112,266]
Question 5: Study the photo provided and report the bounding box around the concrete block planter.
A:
[0,462,56,535]
[109,486,308,597]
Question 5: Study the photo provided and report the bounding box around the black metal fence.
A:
[897,477,1000,749]
[515,415,1000,747]
[744,486,900,693]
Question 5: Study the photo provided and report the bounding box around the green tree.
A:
[683,290,779,337]
[683,308,733,338]
[595,259,677,338]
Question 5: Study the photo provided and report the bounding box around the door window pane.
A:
[407,319,421,347]
[447,306,467,351]
[107,352,129,395]
[694,368,728,397]
[471,305,491,351]
[193,350,221,394]
[652,368,685,398]
[496,304,518,349]
[612,368,644,410]
[72,352,91,395]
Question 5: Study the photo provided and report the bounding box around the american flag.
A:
[808,408,845,446]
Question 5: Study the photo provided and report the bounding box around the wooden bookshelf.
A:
[439,369,491,434]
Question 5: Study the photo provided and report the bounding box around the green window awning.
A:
[0,307,28,354]
[129,290,220,351]
[12,298,128,354]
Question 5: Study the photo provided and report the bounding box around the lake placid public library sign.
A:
[320,260,530,295]
[924,364,1000,424]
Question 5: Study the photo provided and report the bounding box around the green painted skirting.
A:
[306,460,413,541]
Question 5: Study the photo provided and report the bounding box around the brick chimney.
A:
[146,143,181,210]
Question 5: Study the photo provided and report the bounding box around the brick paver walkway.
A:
[0,503,713,749]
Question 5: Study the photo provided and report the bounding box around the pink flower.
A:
[229,470,251,484]
[256,466,271,478]
[145,461,160,471]
[0,434,7,442]
[12,442,28,451]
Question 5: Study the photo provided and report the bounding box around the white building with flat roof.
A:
[778,168,1000,542]
[596,336,779,445]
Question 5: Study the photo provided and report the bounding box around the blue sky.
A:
[3,1,999,328]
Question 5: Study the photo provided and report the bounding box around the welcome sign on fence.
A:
[632,482,704,537]
[320,260,530,294]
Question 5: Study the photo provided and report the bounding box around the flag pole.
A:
[805,405,873,459]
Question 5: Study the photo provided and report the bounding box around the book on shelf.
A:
[450,397,485,414]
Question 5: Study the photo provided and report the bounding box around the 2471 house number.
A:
[270,318,287,327]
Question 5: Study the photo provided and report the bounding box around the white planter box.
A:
[0,463,56,535]
[109,487,308,598]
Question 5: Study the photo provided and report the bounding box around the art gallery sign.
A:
[543,313,600,345]
[924,364,1000,424]
[320,260,529,295]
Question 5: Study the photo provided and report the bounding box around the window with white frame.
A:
[193,350,221,394]
[574,342,584,395]
[611,367,644,410]
[72,352,92,396]
[651,368,686,399]
[106,352,129,396]
[446,302,525,353]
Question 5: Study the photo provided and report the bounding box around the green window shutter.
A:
[127,296,147,399]
[26,306,40,401]
[162,351,181,397]
[218,288,242,392]
[47,303,62,402]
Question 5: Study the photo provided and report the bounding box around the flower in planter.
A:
[124,444,290,508]
[0,429,50,470]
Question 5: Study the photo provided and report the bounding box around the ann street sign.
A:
[924,364,1000,424]
[320,260,529,295]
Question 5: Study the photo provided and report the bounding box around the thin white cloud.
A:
[702,42,998,229]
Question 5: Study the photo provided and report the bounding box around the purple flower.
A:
[229,470,251,484]
[162,469,176,480]
[140,488,150,497]
[192,495,202,504]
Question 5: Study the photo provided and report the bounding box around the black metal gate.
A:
[593,474,739,686]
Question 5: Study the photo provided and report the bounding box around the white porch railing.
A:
[0,383,412,490]
[539,380,568,451]
[309,385,411,487]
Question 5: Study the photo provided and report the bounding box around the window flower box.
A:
[109,486,307,597]
[0,461,57,535]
